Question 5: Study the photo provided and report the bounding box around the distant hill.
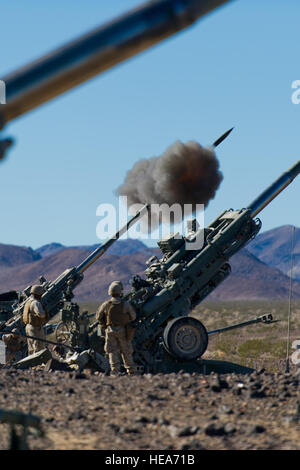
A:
[1,229,300,302]
[0,244,158,302]
[248,225,300,281]
[36,239,150,258]
[35,243,65,258]
[0,244,41,268]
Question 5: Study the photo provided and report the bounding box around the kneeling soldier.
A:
[96,281,137,375]
[22,285,47,355]
[2,328,26,363]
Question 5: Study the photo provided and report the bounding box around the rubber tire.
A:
[163,316,208,361]
[55,321,77,345]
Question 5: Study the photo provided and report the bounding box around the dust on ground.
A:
[0,367,298,450]
[0,300,299,450]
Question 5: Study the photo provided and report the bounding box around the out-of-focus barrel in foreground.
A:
[0,0,230,129]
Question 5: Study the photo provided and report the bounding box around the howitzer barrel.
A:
[207,314,276,336]
[76,204,150,273]
[248,160,300,217]
[0,0,230,128]
[0,330,80,352]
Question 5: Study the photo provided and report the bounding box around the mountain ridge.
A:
[247,225,300,280]
[0,226,300,301]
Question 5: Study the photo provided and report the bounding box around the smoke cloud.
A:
[117,140,223,229]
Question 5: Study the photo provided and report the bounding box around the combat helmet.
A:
[30,285,45,296]
[108,281,123,297]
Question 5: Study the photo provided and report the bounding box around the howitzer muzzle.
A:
[248,160,300,217]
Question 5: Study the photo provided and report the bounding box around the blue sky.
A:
[0,0,299,248]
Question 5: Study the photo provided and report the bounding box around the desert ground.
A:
[0,300,299,450]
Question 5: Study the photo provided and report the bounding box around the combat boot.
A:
[110,370,121,376]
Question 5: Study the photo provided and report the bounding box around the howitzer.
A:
[0,125,231,338]
[120,160,300,372]
[1,204,149,333]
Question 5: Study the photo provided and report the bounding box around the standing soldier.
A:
[22,285,47,355]
[96,281,137,376]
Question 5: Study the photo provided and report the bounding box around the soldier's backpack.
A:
[107,301,131,327]
[22,299,48,327]
[22,300,33,325]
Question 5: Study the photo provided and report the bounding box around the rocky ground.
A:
[0,366,299,450]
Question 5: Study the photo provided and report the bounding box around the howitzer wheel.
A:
[55,321,77,346]
[163,317,208,361]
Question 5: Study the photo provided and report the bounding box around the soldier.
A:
[2,328,26,363]
[22,285,47,355]
[96,281,137,376]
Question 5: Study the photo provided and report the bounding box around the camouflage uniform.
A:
[96,281,137,375]
[22,286,47,355]
[2,330,25,363]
